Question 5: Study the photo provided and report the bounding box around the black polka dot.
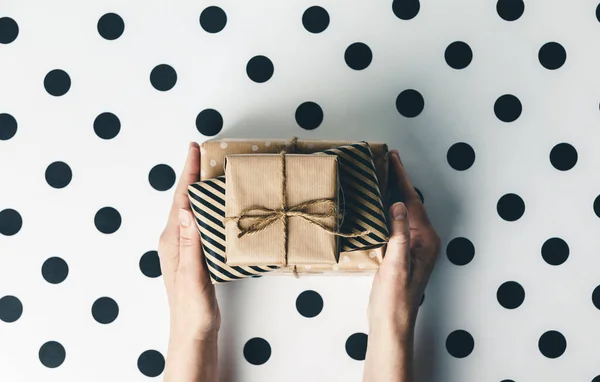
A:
[414,187,424,203]
[494,94,522,122]
[501,380,516,382]
[92,297,119,324]
[396,89,424,118]
[0,17,18,44]
[196,109,223,136]
[539,42,566,70]
[200,6,227,33]
[549,143,577,171]
[39,341,66,368]
[538,330,566,358]
[597,4,600,23]
[45,161,72,189]
[541,238,569,266]
[137,350,165,377]
[446,237,475,266]
[497,193,525,221]
[42,257,69,284]
[149,164,176,191]
[345,333,368,361]
[302,6,330,33]
[295,102,323,130]
[0,295,23,323]
[150,64,177,91]
[243,337,271,365]
[0,208,22,236]
[97,13,124,40]
[594,195,600,218]
[94,207,121,234]
[593,376,600,382]
[392,0,420,20]
[497,0,524,21]
[94,112,120,140]
[140,250,161,278]
[344,42,372,70]
[592,285,600,310]
[44,69,71,97]
[445,330,474,358]
[445,41,473,69]
[246,55,274,83]
[296,290,324,318]
[497,281,525,309]
[0,113,17,140]
[419,293,425,306]
[447,142,475,171]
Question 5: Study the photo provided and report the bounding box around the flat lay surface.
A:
[2,0,600,381]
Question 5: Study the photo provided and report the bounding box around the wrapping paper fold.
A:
[188,138,389,283]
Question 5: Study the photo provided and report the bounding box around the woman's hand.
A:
[364,149,441,382]
[158,142,220,382]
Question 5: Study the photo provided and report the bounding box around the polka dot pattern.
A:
[344,43,372,70]
[44,69,71,97]
[148,164,176,191]
[91,297,119,324]
[137,350,165,377]
[0,295,23,323]
[97,13,124,40]
[150,64,177,91]
[303,6,330,33]
[243,338,272,365]
[295,290,324,318]
[345,333,368,361]
[538,331,567,358]
[0,113,17,140]
[0,2,598,380]
[246,56,274,83]
[39,341,66,368]
[42,257,69,284]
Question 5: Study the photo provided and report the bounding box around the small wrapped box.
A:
[224,154,341,266]
[188,138,389,284]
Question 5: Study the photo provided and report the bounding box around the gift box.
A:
[188,138,389,283]
[224,153,341,266]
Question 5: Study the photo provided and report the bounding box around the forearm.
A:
[164,333,218,382]
[363,322,414,382]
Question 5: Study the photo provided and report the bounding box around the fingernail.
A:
[392,202,407,220]
[394,151,404,166]
[189,142,199,150]
[179,209,191,227]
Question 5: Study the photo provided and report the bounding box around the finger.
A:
[381,202,411,280]
[389,150,431,227]
[177,209,208,283]
[158,143,201,287]
[163,143,201,238]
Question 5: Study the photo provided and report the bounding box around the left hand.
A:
[158,142,221,342]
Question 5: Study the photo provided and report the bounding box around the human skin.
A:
[363,150,441,382]
[158,144,440,382]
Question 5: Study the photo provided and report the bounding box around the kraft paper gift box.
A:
[224,153,341,267]
[188,138,389,284]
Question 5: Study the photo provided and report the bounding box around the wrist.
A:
[170,327,219,345]
[368,317,415,343]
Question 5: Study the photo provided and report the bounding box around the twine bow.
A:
[225,139,370,265]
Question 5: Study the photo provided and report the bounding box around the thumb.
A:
[177,209,204,278]
[381,202,411,277]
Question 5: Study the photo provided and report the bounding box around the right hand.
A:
[367,149,441,337]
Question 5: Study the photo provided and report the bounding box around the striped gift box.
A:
[188,142,388,283]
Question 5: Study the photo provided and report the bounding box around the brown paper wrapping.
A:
[199,138,389,276]
[224,154,339,266]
